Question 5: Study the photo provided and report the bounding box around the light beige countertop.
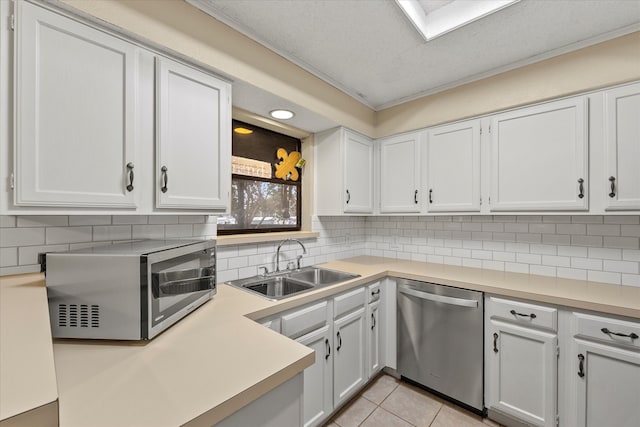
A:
[0,274,58,427]
[2,256,638,427]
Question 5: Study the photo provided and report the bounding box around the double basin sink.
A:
[226,266,360,300]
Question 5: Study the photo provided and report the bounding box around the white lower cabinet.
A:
[487,320,558,427]
[277,282,381,427]
[296,325,333,427]
[488,296,640,427]
[563,312,640,427]
[485,296,559,427]
[333,306,366,407]
[367,300,381,377]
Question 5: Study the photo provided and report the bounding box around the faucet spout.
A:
[276,239,307,272]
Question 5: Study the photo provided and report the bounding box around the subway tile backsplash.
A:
[0,215,218,276]
[0,214,638,288]
[363,215,640,286]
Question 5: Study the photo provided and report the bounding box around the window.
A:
[217,120,302,234]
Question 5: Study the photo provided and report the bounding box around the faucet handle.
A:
[258,266,269,276]
[286,261,296,271]
[296,255,304,270]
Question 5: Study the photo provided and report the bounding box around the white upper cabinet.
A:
[315,127,374,215]
[379,131,424,213]
[603,82,640,211]
[14,1,139,208]
[155,56,231,210]
[426,120,481,212]
[344,131,374,213]
[489,97,589,211]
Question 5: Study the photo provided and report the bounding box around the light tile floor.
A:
[323,374,503,427]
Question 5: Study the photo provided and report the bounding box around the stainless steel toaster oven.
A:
[45,239,216,340]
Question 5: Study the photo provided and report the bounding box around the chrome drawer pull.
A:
[336,331,342,351]
[371,289,380,297]
[601,327,639,339]
[578,354,585,378]
[493,333,499,353]
[510,309,537,319]
[325,338,331,360]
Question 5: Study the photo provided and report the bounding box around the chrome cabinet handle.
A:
[510,309,537,319]
[609,176,616,198]
[325,338,331,360]
[578,178,584,199]
[429,188,433,204]
[346,189,350,204]
[578,354,585,378]
[371,313,376,330]
[126,162,134,192]
[371,289,380,297]
[414,189,418,204]
[601,327,639,339]
[161,166,168,193]
[493,332,499,353]
[336,331,342,351]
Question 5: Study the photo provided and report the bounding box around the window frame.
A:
[217,120,303,235]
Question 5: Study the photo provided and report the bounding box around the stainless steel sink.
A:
[288,267,360,286]
[243,277,313,299]
[226,266,360,300]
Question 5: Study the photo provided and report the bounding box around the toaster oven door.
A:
[145,243,216,338]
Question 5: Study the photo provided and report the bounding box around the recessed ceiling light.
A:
[269,109,295,120]
[234,127,254,135]
[396,0,520,42]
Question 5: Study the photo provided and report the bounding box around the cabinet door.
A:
[379,132,422,213]
[571,339,640,427]
[604,83,640,210]
[297,325,333,427]
[156,56,231,210]
[15,1,138,208]
[427,120,481,212]
[367,300,381,378]
[487,320,557,427]
[343,131,374,213]
[490,97,588,211]
[333,307,366,407]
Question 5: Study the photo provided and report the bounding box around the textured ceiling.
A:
[188,0,640,111]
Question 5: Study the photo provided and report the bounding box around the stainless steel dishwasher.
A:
[397,279,484,414]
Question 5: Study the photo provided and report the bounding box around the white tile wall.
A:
[1,214,639,288]
[364,215,640,287]
[0,215,217,276]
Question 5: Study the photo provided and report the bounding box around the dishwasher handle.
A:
[398,284,479,308]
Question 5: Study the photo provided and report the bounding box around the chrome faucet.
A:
[276,239,307,272]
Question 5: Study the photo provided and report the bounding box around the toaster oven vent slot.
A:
[58,304,100,328]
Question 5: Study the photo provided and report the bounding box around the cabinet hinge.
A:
[556,346,560,358]
[9,173,15,190]
[556,415,560,426]
[488,124,492,133]
[480,126,482,135]
[10,14,15,31]
[479,196,482,205]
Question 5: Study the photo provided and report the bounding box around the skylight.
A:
[396,0,520,41]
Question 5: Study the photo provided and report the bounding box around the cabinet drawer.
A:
[367,283,381,304]
[574,312,640,348]
[281,301,328,339]
[334,287,365,319]
[487,296,557,331]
